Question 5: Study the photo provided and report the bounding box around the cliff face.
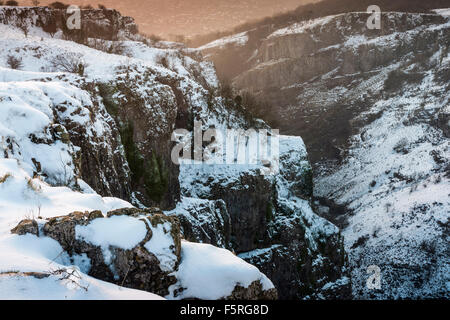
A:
[175,136,349,299]
[201,12,450,162]
[200,11,450,298]
[0,7,349,299]
[0,6,138,40]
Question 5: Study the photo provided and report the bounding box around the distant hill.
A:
[190,0,450,46]
[20,0,318,39]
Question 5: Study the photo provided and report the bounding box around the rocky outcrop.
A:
[11,219,39,237]
[226,281,278,300]
[0,6,137,40]
[200,11,450,299]
[177,136,350,299]
[168,197,232,249]
[201,12,450,163]
[41,209,180,296]
[11,208,277,300]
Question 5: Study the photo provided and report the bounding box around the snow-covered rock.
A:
[201,11,449,299]
[0,7,348,300]
[176,135,350,299]
[11,206,276,299]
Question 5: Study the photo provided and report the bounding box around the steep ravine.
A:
[200,11,450,298]
[0,7,351,299]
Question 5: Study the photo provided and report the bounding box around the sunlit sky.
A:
[22,0,318,37]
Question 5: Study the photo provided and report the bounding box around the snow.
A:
[238,244,283,260]
[167,241,274,300]
[433,8,450,17]
[268,15,339,38]
[76,215,148,264]
[199,32,249,51]
[144,221,177,272]
[315,50,450,298]
[0,158,159,299]
[0,271,164,300]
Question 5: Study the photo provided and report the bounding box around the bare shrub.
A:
[155,53,170,69]
[6,55,23,69]
[50,53,88,75]
[86,39,129,56]
[16,16,29,37]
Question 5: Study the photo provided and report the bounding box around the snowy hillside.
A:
[0,6,348,300]
[0,7,277,300]
[200,10,450,299]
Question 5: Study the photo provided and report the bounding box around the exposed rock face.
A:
[0,6,137,40]
[177,136,350,299]
[168,197,232,249]
[200,11,450,299]
[41,209,180,296]
[226,281,278,300]
[1,7,349,300]
[11,208,277,300]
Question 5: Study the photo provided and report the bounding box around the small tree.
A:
[16,17,29,37]
[50,53,88,76]
[98,4,106,9]
[43,18,57,37]
[31,0,40,6]
[6,55,23,69]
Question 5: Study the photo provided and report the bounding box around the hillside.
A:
[21,0,319,38]
[199,10,450,298]
[0,6,349,299]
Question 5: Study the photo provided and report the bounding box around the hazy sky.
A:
[23,0,318,38]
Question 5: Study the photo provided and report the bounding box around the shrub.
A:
[43,17,57,37]
[87,39,128,56]
[148,34,162,42]
[6,55,23,69]
[50,53,88,76]
[16,16,29,37]
[5,1,19,6]
[155,54,170,69]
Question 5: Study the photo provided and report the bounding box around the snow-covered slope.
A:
[315,52,450,299]
[200,11,450,299]
[0,9,278,300]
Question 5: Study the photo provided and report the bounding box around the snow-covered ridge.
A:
[0,7,350,300]
[0,8,277,300]
[198,9,450,299]
[198,31,249,51]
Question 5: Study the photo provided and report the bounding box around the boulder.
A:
[12,208,277,300]
[11,219,39,237]
[42,209,181,296]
